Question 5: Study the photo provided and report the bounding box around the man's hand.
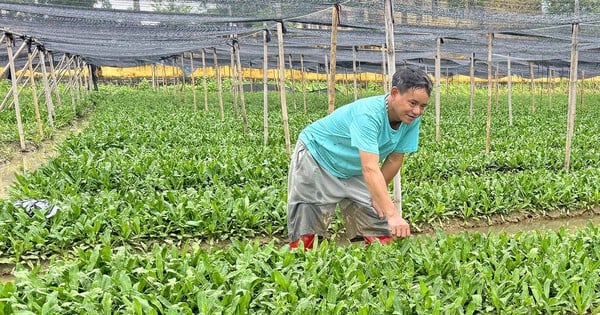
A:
[387,212,411,238]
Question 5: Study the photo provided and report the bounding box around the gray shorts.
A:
[287,140,391,241]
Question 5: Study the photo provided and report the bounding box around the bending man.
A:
[287,67,432,249]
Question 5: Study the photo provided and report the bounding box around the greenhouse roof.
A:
[1,0,600,78]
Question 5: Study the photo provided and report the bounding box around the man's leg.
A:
[287,140,343,248]
[339,199,393,245]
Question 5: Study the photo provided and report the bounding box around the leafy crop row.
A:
[2,226,600,314]
[1,84,600,260]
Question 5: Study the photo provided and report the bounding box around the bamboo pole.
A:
[190,53,197,111]
[263,28,269,145]
[172,59,178,99]
[5,35,26,150]
[580,70,585,109]
[435,37,441,143]
[564,23,579,172]
[27,47,43,137]
[485,33,493,154]
[161,62,166,90]
[529,62,535,113]
[300,54,307,114]
[288,55,297,110]
[181,53,187,104]
[507,54,513,126]
[234,40,248,133]
[76,57,83,103]
[213,48,224,120]
[152,64,157,90]
[230,44,238,119]
[39,49,55,128]
[48,52,62,108]
[201,49,208,112]
[66,56,76,112]
[0,34,28,78]
[384,0,403,214]
[469,52,475,121]
[0,42,34,111]
[352,46,358,101]
[327,3,339,114]
[276,20,291,154]
[381,47,387,93]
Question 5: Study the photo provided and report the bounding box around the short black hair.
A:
[391,67,433,97]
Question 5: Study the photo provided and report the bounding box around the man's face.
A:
[387,86,430,125]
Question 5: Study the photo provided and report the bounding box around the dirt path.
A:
[0,119,89,199]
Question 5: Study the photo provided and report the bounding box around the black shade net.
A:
[1,0,600,78]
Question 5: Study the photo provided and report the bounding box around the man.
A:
[287,67,432,249]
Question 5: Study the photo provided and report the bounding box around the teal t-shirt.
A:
[299,94,421,179]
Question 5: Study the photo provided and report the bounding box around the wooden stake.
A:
[276,20,291,154]
[201,49,208,112]
[48,52,62,108]
[234,41,248,133]
[565,23,579,171]
[352,46,358,101]
[5,35,26,150]
[327,3,339,114]
[39,49,55,128]
[529,62,535,113]
[469,52,475,121]
[300,54,307,113]
[27,47,43,137]
[507,54,513,126]
[485,33,493,154]
[213,48,224,120]
[435,37,441,143]
[190,53,197,112]
[263,28,269,145]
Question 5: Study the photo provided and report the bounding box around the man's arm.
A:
[381,152,404,185]
[359,150,410,237]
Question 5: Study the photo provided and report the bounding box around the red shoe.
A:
[290,234,315,250]
[364,235,394,245]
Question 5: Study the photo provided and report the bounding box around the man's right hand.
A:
[387,212,411,238]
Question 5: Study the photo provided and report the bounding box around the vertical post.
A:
[507,54,513,126]
[327,3,340,114]
[48,52,62,108]
[288,55,297,110]
[39,49,55,128]
[469,52,475,121]
[385,0,402,214]
[300,54,307,113]
[201,49,208,112]
[579,70,585,109]
[213,48,224,120]
[565,23,579,171]
[277,20,291,154]
[181,53,187,104]
[230,43,238,119]
[381,47,387,93]
[263,27,270,145]
[190,52,197,112]
[352,46,358,101]
[435,37,441,143]
[485,33,494,154]
[27,46,43,137]
[234,40,248,133]
[152,64,156,90]
[529,62,535,113]
[5,35,26,150]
